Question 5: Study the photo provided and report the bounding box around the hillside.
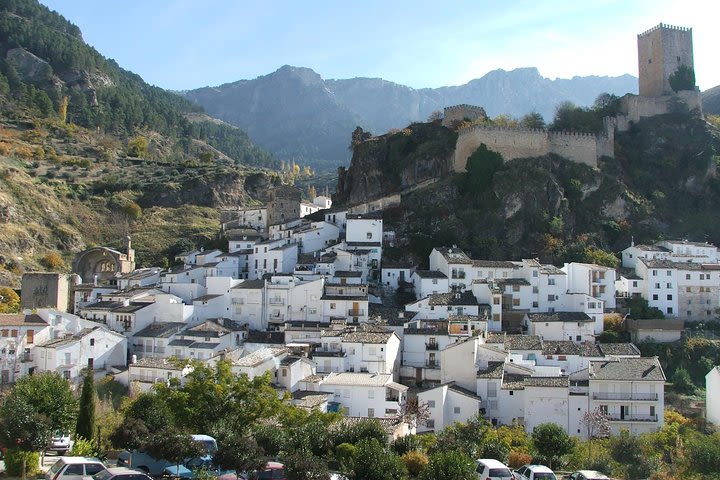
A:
[0,0,292,288]
[337,112,720,268]
[185,65,637,170]
[703,84,720,115]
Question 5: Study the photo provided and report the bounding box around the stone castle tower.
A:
[637,23,694,97]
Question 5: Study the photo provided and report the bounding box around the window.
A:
[652,294,658,301]
[453,406,461,414]
[89,338,94,346]
[428,400,435,408]
[512,299,520,307]
[368,408,375,418]
[512,284,520,292]
[493,297,500,305]
[548,278,556,286]
[368,390,375,399]
[1,330,7,337]
[667,307,673,314]
[426,419,435,428]
[633,281,638,287]
[667,270,672,276]
[686,287,692,293]
[27,330,34,344]
[330,303,336,310]
[652,270,657,276]
[667,294,673,301]
[10,330,17,337]
[547,294,555,302]
[282,368,287,377]
[533,270,538,277]
[85,464,105,475]
[599,405,608,415]
[666,283,672,289]
[432,279,438,285]
[509,391,514,396]
[576,335,581,341]
[64,465,84,475]
[686,274,691,280]
[532,301,538,308]
[709,310,713,316]
[654,283,660,289]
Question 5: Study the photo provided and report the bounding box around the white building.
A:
[127,357,193,392]
[411,271,449,300]
[587,356,665,435]
[523,312,595,343]
[321,283,369,323]
[33,326,127,382]
[418,382,483,432]
[563,262,617,309]
[706,366,720,426]
[381,263,415,291]
[301,372,407,419]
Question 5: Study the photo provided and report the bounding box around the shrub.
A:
[4,449,40,477]
[508,451,533,468]
[40,252,64,270]
[70,436,100,457]
[402,450,429,477]
[672,368,694,394]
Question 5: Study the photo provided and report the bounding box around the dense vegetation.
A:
[2,366,719,480]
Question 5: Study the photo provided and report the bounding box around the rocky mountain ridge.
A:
[185,65,638,170]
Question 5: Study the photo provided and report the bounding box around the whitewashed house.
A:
[0,313,50,383]
[418,382,483,432]
[321,283,368,323]
[411,271,449,300]
[523,312,595,342]
[230,346,288,379]
[381,263,415,291]
[127,357,193,393]
[563,262,617,310]
[131,322,185,359]
[706,366,720,425]
[33,326,127,382]
[277,355,316,392]
[587,357,665,435]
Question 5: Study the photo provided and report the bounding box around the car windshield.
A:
[489,468,513,478]
[197,439,217,454]
[534,473,557,480]
[48,461,64,476]
[92,470,114,480]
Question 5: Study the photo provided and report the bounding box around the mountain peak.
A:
[272,65,323,85]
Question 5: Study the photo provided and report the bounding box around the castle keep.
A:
[638,23,694,97]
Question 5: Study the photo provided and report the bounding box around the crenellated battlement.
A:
[442,104,488,127]
[457,124,547,137]
[638,23,692,37]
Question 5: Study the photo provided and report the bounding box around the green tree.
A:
[531,423,574,469]
[686,432,720,474]
[142,428,205,477]
[109,417,149,450]
[0,286,20,313]
[0,394,52,480]
[463,143,504,193]
[282,450,329,480]
[401,450,428,477]
[76,370,96,441]
[11,372,77,433]
[352,438,406,480]
[668,65,696,92]
[212,433,266,475]
[672,367,694,394]
[420,450,476,480]
[520,112,546,129]
[127,136,149,157]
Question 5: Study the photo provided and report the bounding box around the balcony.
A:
[425,360,440,369]
[348,309,365,317]
[606,413,658,422]
[425,343,439,350]
[592,392,658,401]
[269,298,285,305]
[19,353,33,363]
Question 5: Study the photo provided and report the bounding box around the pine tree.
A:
[75,370,95,442]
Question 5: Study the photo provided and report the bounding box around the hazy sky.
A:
[40,0,718,91]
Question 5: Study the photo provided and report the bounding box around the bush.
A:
[70,436,100,456]
[508,451,533,468]
[4,449,40,477]
[40,252,64,270]
[402,450,429,477]
[672,368,694,394]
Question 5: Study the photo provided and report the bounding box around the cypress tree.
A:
[75,370,95,442]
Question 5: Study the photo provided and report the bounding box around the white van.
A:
[476,458,514,480]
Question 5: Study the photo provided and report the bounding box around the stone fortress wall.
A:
[452,119,612,171]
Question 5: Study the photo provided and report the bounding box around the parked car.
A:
[249,461,286,480]
[47,431,74,455]
[116,434,217,478]
[476,458,514,480]
[92,467,153,480]
[565,471,610,480]
[513,464,558,480]
[45,457,107,480]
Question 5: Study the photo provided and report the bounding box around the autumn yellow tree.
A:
[58,96,68,124]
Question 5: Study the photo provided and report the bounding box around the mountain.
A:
[185,66,637,170]
[0,0,291,288]
[703,84,720,115]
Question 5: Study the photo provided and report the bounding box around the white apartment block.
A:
[563,262,617,309]
[381,264,415,290]
[321,283,369,323]
[706,366,720,426]
[523,312,595,342]
[411,271,449,300]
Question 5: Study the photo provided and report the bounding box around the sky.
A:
[40,0,719,92]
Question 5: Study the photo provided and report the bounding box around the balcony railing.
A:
[606,413,658,422]
[348,309,365,316]
[593,392,658,401]
[425,360,440,369]
[425,343,439,350]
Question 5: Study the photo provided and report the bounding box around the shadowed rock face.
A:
[185,66,638,171]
